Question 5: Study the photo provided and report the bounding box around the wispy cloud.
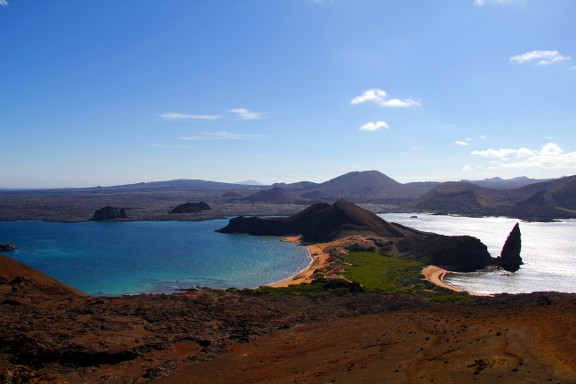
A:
[358,121,389,132]
[473,0,524,7]
[229,108,264,120]
[454,138,472,147]
[0,0,8,7]
[472,147,534,158]
[179,131,258,141]
[511,50,571,66]
[160,112,221,120]
[472,143,576,170]
[351,88,420,108]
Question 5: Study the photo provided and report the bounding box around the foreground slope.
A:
[0,253,575,383]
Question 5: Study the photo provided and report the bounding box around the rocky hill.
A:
[299,170,426,201]
[411,175,576,221]
[218,200,522,272]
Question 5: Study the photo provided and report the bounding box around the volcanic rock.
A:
[0,243,16,252]
[218,200,415,242]
[495,222,523,272]
[91,206,128,221]
[169,201,211,214]
[218,200,500,272]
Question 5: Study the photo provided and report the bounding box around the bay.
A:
[0,220,311,296]
[380,213,576,294]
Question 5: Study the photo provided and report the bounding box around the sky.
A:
[1,0,575,188]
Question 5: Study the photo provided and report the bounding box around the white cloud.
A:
[160,112,221,120]
[462,165,473,172]
[474,0,524,7]
[358,121,390,132]
[0,0,8,6]
[229,108,263,120]
[351,88,420,108]
[454,138,472,147]
[472,143,576,171]
[179,131,258,141]
[472,147,534,159]
[511,50,571,66]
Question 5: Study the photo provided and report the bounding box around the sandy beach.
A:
[422,265,465,293]
[422,265,492,297]
[267,236,331,288]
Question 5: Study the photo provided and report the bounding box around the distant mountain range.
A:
[10,170,573,221]
[412,175,576,221]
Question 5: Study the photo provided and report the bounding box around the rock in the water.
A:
[0,243,17,252]
[169,202,211,214]
[496,223,523,272]
[91,206,128,221]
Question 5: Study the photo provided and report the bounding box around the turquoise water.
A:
[0,220,311,296]
[380,213,576,295]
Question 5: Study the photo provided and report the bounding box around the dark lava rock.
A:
[218,200,415,243]
[169,201,211,214]
[0,243,16,252]
[396,234,493,272]
[91,206,128,221]
[495,222,523,272]
[218,199,499,272]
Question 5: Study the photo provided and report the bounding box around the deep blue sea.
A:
[0,220,311,296]
[380,213,576,295]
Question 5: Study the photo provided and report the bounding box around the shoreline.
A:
[267,237,332,288]
[422,265,491,297]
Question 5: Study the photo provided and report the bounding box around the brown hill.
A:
[411,182,509,213]
[300,171,428,201]
[217,200,514,272]
[410,175,576,220]
[0,254,87,298]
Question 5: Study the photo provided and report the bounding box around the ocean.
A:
[380,213,576,295]
[2,215,575,296]
[0,220,311,296]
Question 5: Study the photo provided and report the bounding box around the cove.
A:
[0,220,311,296]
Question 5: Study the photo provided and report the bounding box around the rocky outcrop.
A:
[91,206,128,221]
[218,200,418,243]
[0,243,16,252]
[218,200,526,273]
[219,200,503,272]
[396,234,494,272]
[495,223,523,272]
[169,202,211,214]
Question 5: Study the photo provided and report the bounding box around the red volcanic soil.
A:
[1,254,575,383]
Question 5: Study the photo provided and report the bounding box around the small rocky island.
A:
[218,199,523,273]
[169,201,211,214]
[91,206,128,221]
[0,243,16,252]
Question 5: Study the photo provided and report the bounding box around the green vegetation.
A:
[252,250,470,302]
[341,251,423,294]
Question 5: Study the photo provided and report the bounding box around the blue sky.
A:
[1,0,575,188]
